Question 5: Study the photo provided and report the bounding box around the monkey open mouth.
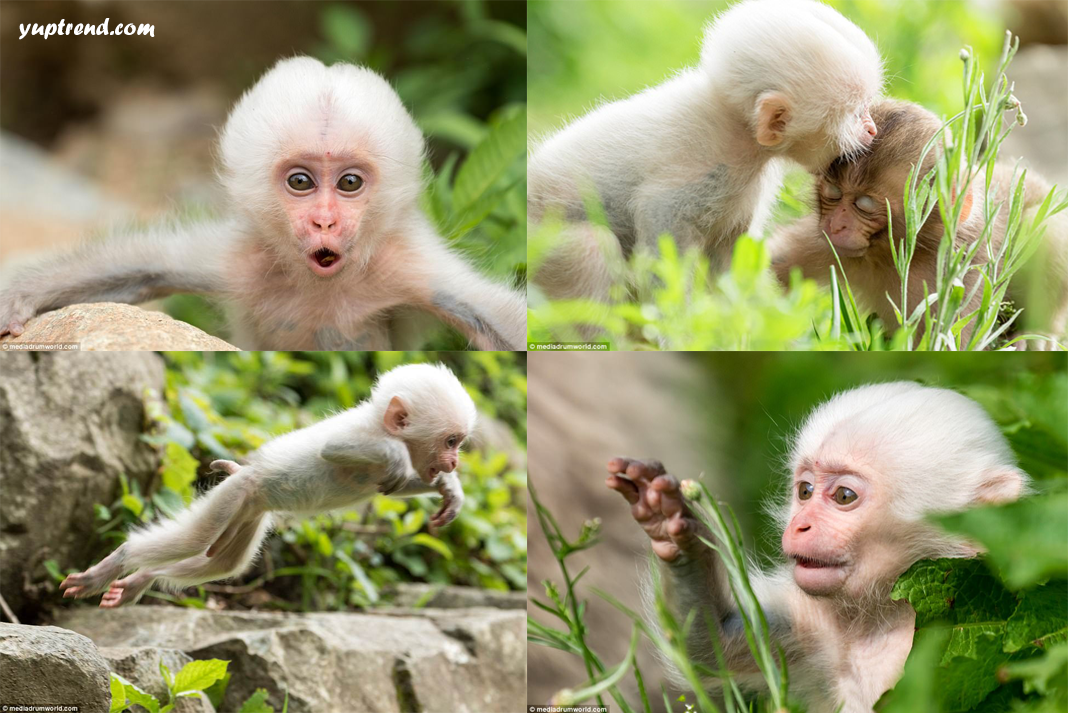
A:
[308,247,344,276]
[792,555,845,569]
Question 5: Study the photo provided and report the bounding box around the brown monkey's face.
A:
[816,164,907,258]
[275,153,377,277]
[781,463,905,601]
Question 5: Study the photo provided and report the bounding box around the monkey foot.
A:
[99,576,150,608]
[60,571,114,599]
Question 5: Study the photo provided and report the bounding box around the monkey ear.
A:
[383,396,409,435]
[755,92,791,147]
[974,467,1028,505]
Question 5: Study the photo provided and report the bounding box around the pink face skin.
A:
[781,460,874,597]
[276,151,376,278]
[409,434,465,483]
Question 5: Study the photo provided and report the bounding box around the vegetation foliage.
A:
[527,0,1066,351]
[529,357,1067,712]
[53,351,527,612]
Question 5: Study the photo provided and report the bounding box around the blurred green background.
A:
[73,351,527,611]
[529,0,1003,140]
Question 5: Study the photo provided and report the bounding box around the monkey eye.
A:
[855,195,877,213]
[337,174,365,193]
[833,487,858,505]
[797,482,814,501]
[821,183,842,200]
[446,436,459,448]
[287,173,314,191]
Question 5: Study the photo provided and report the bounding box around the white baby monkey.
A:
[530,0,884,302]
[60,363,477,607]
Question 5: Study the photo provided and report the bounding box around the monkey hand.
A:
[0,289,37,337]
[606,457,707,564]
[430,472,464,530]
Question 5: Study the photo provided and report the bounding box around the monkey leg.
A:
[60,544,129,599]
[122,469,260,570]
[100,515,272,608]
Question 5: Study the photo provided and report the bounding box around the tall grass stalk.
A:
[831,32,1068,351]
[528,476,791,712]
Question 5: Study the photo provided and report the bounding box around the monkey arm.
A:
[657,544,786,675]
[320,434,414,495]
[388,470,464,528]
[767,216,833,287]
[0,220,236,336]
[396,222,526,351]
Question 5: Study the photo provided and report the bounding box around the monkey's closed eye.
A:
[798,482,814,501]
[855,195,877,213]
[833,487,858,505]
[287,173,314,191]
[337,174,365,192]
[821,183,842,201]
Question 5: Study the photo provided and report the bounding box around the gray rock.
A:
[0,302,239,351]
[0,352,164,618]
[55,606,525,713]
[386,583,526,610]
[0,623,111,713]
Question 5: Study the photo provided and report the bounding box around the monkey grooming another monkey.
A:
[529,0,883,303]
[0,57,525,351]
[607,382,1029,713]
[771,99,1068,345]
[60,363,476,607]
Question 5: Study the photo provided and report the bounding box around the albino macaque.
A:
[60,363,476,607]
[771,99,1068,346]
[606,382,1028,713]
[530,0,883,302]
[0,57,525,351]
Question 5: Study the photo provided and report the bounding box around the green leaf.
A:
[109,674,128,712]
[160,442,198,500]
[114,674,160,713]
[451,109,525,212]
[409,533,453,560]
[876,626,950,713]
[238,688,275,713]
[1004,583,1068,652]
[172,659,229,694]
[320,4,371,58]
[121,494,144,518]
[891,559,1018,628]
[935,493,1068,589]
[1002,642,1068,698]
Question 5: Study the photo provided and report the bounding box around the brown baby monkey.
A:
[770,99,1068,347]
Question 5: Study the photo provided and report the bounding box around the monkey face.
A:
[274,153,377,277]
[781,466,871,597]
[816,164,911,258]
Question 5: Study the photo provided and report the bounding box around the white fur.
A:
[530,0,883,303]
[653,381,1027,712]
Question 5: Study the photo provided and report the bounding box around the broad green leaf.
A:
[891,559,1018,628]
[109,674,128,713]
[238,688,273,713]
[876,627,950,713]
[935,493,1068,589]
[410,533,453,559]
[1004,583,1068,652]
[160,442,198,500]
[173,659,229,694]
[451,110,525,212]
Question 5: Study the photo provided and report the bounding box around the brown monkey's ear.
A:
[755,91,791,147]
[384,396,409,435]
[974,467,1028,505]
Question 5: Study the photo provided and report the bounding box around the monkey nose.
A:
[446,457,457,471]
